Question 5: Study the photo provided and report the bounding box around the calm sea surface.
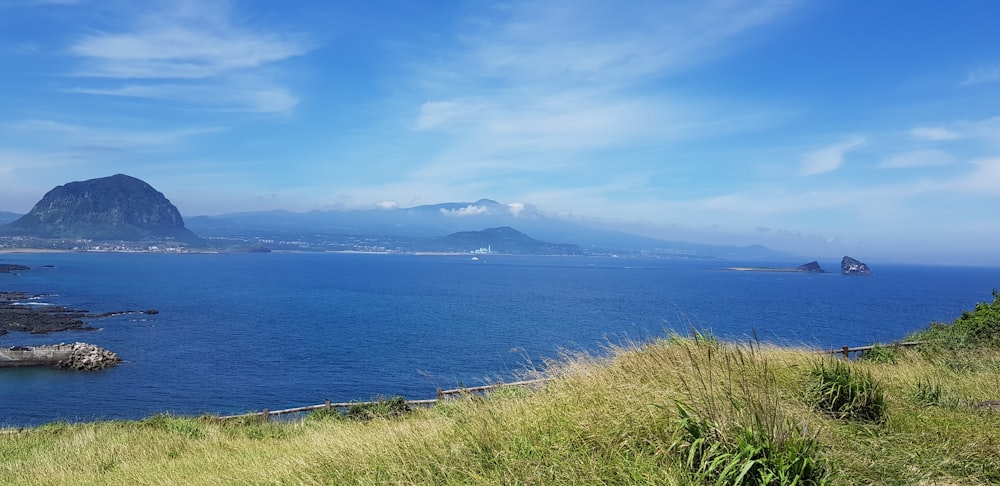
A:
[1,252,998,427]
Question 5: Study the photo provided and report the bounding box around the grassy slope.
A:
[4,296,1000,484]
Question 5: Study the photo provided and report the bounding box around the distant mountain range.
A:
[186,198,793,260]
[0,211,19,227]
[0,176,795,260]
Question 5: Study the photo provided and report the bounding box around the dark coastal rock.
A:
[797,261,826,273]
[0,291,157,336]
[841,256,872,275]
[0,264,30,273]
[0,173,202,244]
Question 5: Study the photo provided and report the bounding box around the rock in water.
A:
[0,174,201,243]
[841,256,872,275]
[797,261,826,273]
[56,342,121,371]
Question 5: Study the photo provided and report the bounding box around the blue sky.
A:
[1,1,999,264]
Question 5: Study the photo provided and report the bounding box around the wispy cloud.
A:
[880,149,954,169]
[955,157,1000,193]
[65,0,310,113]
[960,64,1000,86]
[910,117,1000,146]
[799,136,865,175]
[8,119,223,149]
[910,126,961,141]
[69,82,297,114]
[463,0,796,84]
[406,0,799,185]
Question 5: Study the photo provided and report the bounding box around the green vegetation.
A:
[809,359,886,423]
[3,295,1000,484]
[908,289,1000,350]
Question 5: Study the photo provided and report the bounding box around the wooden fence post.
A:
[262,408,270,423]
[437,388,443,400]
[325,399,331,410]
[841,346,850,359]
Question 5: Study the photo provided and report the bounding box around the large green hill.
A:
[0,174,201,244]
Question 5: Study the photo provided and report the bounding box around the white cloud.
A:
[69,2,308,80]
[910,126,961,141]
[65,0,310,113]
[960,64,1000,86]
[910,118,1000,144]
[407,0,799,185]
[466,0,796,83]
[375,200,399,210]
[70,82,298,114]
[440,204,492,217]
[7,119,223,148]
[416,100,483,130]
[507,202,526,217]
[879,149,954,169]
[799,136,865,175]
[955,158,1000,194]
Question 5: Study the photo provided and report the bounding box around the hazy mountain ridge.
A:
[0,176,793,259]
[188,200,793,260]
[0,211,20,226]
[424,226,583,255]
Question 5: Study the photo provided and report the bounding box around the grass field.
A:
[4,294,1000,485]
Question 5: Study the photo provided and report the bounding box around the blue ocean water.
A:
[1,252,998,427]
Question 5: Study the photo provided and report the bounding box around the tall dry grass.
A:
[3,335,1000,484]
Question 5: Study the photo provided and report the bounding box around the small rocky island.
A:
[841,256,872,275]
[725,261,827,273]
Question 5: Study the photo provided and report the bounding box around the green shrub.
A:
[668,340,830,484]
[858,344,898,364]
[672,404,829,485]
[911,378,943,407]
[143,414,205,438]
[346,396,412,421]
[306,408,344,422]
[909,289,1000,350]
[810,360,885,423]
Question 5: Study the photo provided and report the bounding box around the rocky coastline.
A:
[1,263,150,370]
[0,291,157,336]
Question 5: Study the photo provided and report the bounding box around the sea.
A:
[1,251,998,428]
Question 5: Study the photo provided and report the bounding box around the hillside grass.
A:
[4,294,1000,484]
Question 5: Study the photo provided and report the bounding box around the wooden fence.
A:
[824,341,925,360]
[220,341,928,423]
[219,378,548,423]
